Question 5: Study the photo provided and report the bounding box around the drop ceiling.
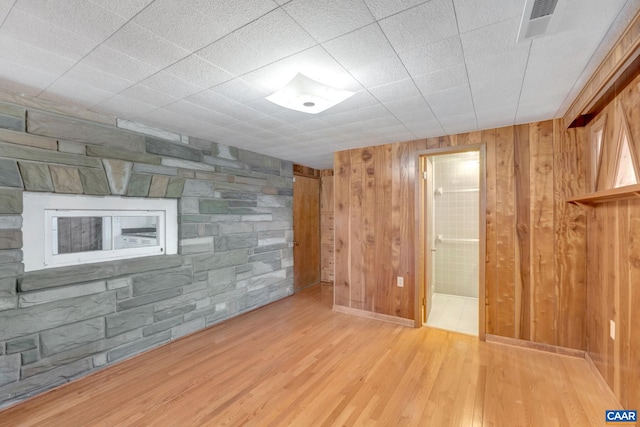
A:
[0,0,636,169]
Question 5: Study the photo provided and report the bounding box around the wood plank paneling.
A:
[529,121,556,345]
[584,70,640,413]
[374,145,393,316]
[484,130,498,335]
[495,126,516,338]
[514,125,531,340]
[320,171,334,283]
[349,150,365,308]
[334,151,350,306]
[554,124,587,350]
[334,122,588,348]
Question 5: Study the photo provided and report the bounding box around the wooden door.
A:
[293,175,320,291]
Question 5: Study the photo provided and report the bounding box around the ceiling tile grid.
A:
[0,0,634,169]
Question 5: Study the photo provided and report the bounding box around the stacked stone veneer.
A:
[0,101,294,408]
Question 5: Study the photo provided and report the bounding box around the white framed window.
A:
[23,193,178,272]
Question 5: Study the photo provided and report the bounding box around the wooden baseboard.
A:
[485,334,586,358]
[332,305,414,327]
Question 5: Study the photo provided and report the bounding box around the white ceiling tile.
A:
[349,55,408,88]
[163,55,235,89]
[453,0,525,34]
[476,106,517,129]
[139,72,203,99]
[460,16,524,63]
[233,8,317,65]
[291,119,330,132]
[322,23,396,70]
[64,63,134,93]
[413,64,468,95]
[119,85,179,108]
[104,23,190,69]
[399,36,464,76]
[14,0,126,42]
[0,34,75,75]
[0,58,58,95]
[39,78,115,108]
[320,104,390,127]
[470,76,521,111]
[363,0,427,20]
[515,95,566,124]
[88,0,154,20]
[245,97,293,116]
[380,0,458,53]
[247,114,289,130]
[91,95,158,117]
[0,8,97,60]
[81,45,158,82]
[403,120,445,138]
[188,0,279,36]
[163,100,238,127]
[0,2,10,22]
[466,46,529,83]
[394,108,438,124]
[220,104,266,122]
[383,95,431,115]
[320,90,379,115]
[185,89,243,112]
[425,84,475,118]
[368,78,421,103]
[132,0,229,51]
[196,34,268,77]
[283,0,375,43]
[439,112,478,134]
[210,78,270,104]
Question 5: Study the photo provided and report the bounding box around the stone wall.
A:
[0,101,294,408]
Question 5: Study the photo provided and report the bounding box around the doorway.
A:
[419,147,485,337]
[292,174,320,291]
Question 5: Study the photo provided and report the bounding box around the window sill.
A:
[19,254,184,292]
[566,183,640,206]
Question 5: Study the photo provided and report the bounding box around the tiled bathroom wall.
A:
[432,151,479,298]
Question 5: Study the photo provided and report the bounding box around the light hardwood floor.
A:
[0,283,622,426]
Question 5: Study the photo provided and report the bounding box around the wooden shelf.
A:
[567,183,640,205]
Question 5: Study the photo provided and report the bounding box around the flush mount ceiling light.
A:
[266,73,355,114]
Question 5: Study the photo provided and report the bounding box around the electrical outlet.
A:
[610,320,616,340]
[397,276,404,287]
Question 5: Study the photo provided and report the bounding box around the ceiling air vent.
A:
[517,0,563,42]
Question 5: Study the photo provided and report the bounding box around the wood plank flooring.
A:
[0,283,622,426]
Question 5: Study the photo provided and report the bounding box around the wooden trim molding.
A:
[566,183,640,205]
[486,334,586,358]
[293,164,320,178]
[563,9,640,128]
[332,305,415,327]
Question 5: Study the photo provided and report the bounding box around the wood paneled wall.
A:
[320,170,334,282]
[334,121,588,349]
[584,71,640,410]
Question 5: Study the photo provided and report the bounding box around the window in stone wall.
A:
[23,193,178,271]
